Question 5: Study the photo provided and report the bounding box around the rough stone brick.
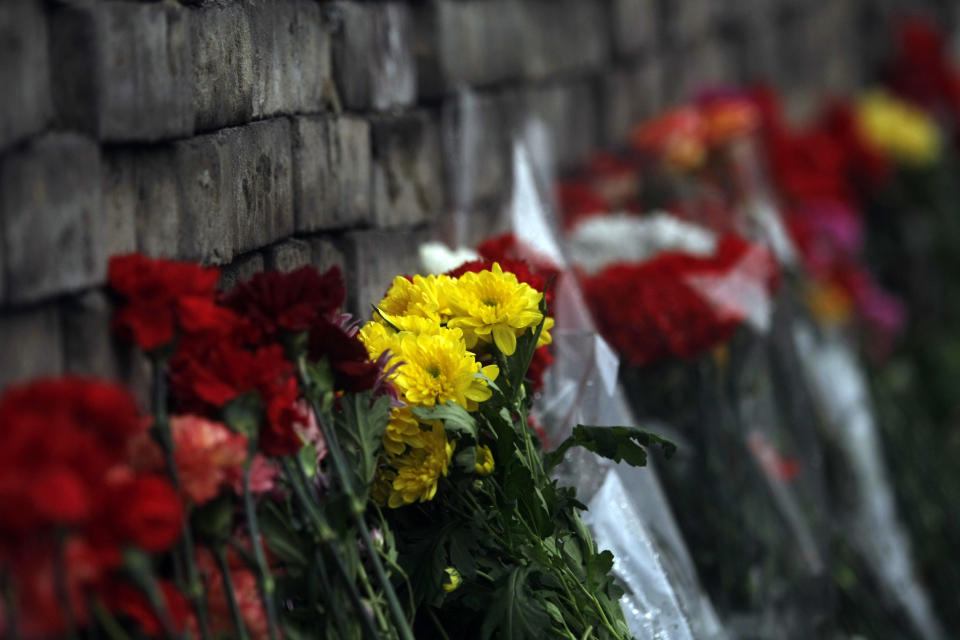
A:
[1,134,105,303]
[291,115,371,232]
[412,0,526,97]
[190,3,254,131]
[661,0,711,46]
[610,0,657,58]
[264,238,312,272]
[327,2,416,110]
[0,305,62,390]
[520,81,600,174]
[49,1,194,142]
[61,291,128,380]
[663,39,735,106]
[600,61,664,149]
[517,0,610,80]
[174,119,294,264]
[441,90,512,213]
[369,110,446,229]
[219,252,264,291]
[337,229,428,316]
[0,0,52,150]
[309,236,347,279]
[248,0,331,119]
[103,147,182,259]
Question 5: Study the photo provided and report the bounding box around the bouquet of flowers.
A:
[1,251,670,640]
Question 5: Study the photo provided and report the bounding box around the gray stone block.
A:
[1,134,105,304]
[0,305,62,390]
[103,147,181,259]
[517,0,610,80]
[174,118,294,264]
[600,61,664,149]
[441,91,512,212]
[0,0,52,150]
[291,115,371,232]
[219,251,264,291]
[49,1,194,142]
[370,110,446,229]
[309,236,347,280]
[248,0,331,119]
[520,81,600,174]
[662,0,711,46]
[190,2,255,131]
[413,0,525,97]
[61,290,125,380]
[327,2,416,110]
[337,229,428,316]
[610,0,657,59]
[264,238,312,273]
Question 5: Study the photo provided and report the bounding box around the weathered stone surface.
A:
[0,305,62,390]
[1,134,105,303]
[309,236,347,279]
[441,90,512,212]
[291,115,371,232]
[264,238,312,272]
[610,0,657,58]
[520,81,600,174]
[663,39,735,106]
[61,291,125,379]
[219,251,264,291]
[661,0,711,46]
[337,229,428,315]
[174,118,294,263]
[600,61,664,148]
[517,0,610,80]
[370,110,445,229]
[103,149,177,260]
[190,2,254,131]
[413,0,525,97]
[248,0,331,119]
[0,0,52,150]
[49,1,194,142]
[327,2,416,110]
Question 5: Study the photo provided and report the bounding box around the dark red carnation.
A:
[221,266,346,346]
[308,318,379,393]
[262,376,310,457]
[109,254,224,351]
[105,579,194,636]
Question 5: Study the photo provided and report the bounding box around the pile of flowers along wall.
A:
[6,12,960,640]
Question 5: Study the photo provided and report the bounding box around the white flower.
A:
[566,212,717,274]
[418,242,480,275]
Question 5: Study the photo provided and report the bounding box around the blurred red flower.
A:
[307,318,380,394]
[109,254,229,351]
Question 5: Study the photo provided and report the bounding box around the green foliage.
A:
[544,425,677,473]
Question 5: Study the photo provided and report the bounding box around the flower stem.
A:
[151,359,211,640]
[213,547,250,640]
[91,598,133,640]
[242,464,281,640]
[53,531,78,640]
[297,364,414,640]
[2,570,18,640]
[281,459,383,640]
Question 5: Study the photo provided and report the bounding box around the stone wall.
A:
[0,0,953,391]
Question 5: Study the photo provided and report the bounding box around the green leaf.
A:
[543,424,676,473]
[222,391,264,440]
[259,502,309,566]
[335,391,392,492]
[454,445,478,474]
[412,402,478,441]
[479,566,552,640]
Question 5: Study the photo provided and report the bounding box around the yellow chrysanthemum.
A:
[443,567,462,593]
[387,422,454,507]
[391,328,499,410]
[857,90,940,166]
[377,274,454,323]
[371,468,396,507]
[382,407,428,455]
[474,445,495,476]
[358,320,398,361]
[446,263,548,356]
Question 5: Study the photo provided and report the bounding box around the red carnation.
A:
[584,236,778,366]
[557,179,610,230]
[105,579,195,636]
[221,265,346,345]
[109,254,226,351]
[111,474,183,552]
